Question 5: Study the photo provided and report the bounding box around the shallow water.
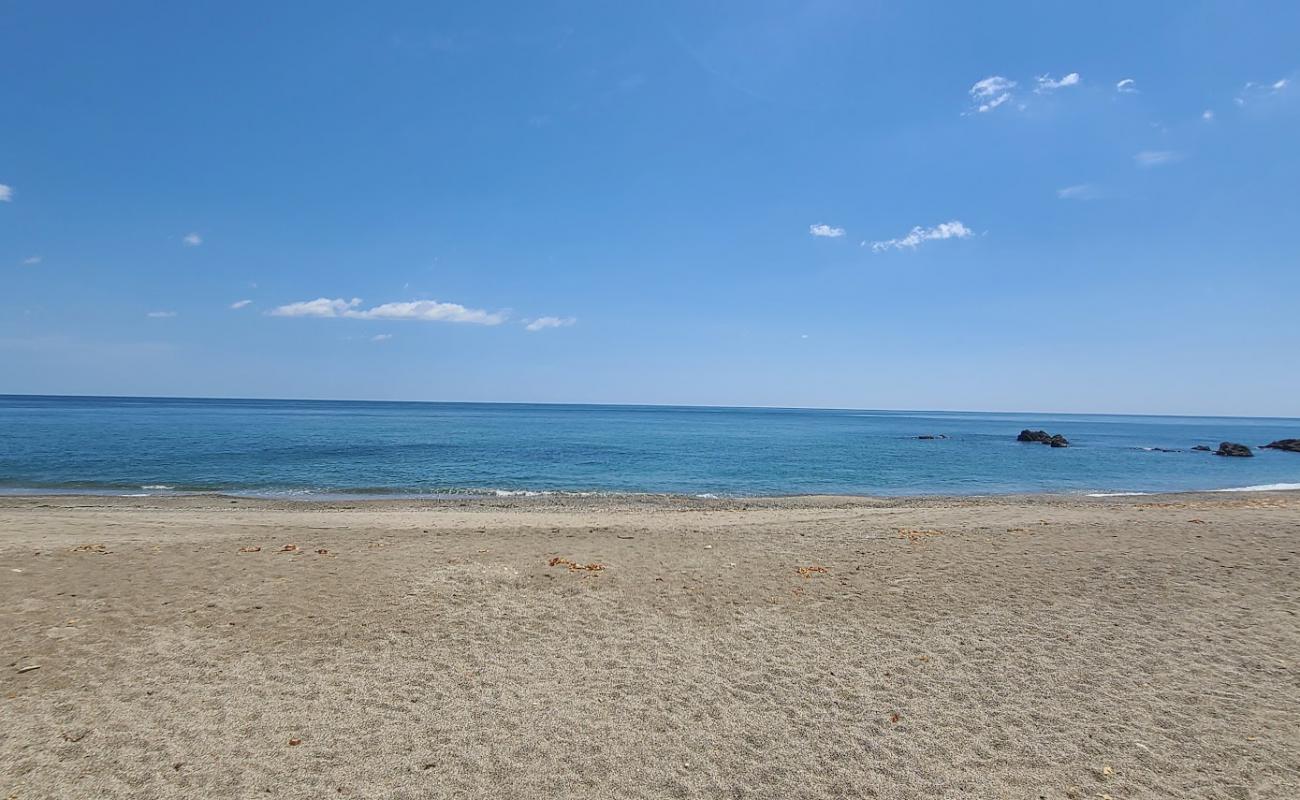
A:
[1,395,1298,498]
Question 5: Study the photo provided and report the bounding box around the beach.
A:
[2,492,1297,799]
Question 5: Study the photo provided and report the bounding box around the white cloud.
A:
[147,311,177,318]
[1116,78,1138,94]
[868,221,973,252]
[269,297,361,318]
[182,232,203,246]
[371,334,393,342]
[525,316,577,332]
[1057,184,1098,200]
[22,255,42,266]
[1202,109,1215,121]
[969,76,1015,113]
[1035,72,1080,93]
[1134,150,1180,168]
[230,299,252,309]
[0,184,12,202]
[269,297,506,325]
[1272,78,1289,91]
[809,223,845,238]
[355,300,506,324]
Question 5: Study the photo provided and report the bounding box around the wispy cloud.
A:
[1057,184,1099,200]
[147,311,177,318]
[182,232,203,247]
[809,223,845,238]
[269,297,507,325]
[230,299,252,310]
[867,221,973,252]
[525,316,577,332]
[1134,150,1180,168]
[1236,77,1291,106]
[22,255,42,266]
[1202,109,1215,121]
[1115,78,1138,94]
[969,76,1015,113]
[0,184,12,202]
[1035,72,1080,93]
[371,334,393,342]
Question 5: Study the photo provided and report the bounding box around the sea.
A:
[1,395,1298,499]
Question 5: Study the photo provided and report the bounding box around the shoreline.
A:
[2,485,1300,516]
[1,481,1300,510]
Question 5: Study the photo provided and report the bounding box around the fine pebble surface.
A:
[1,492,1297,799]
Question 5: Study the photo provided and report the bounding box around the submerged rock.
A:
[1018,429,1069,447]
[1262,439,1300,453]
[1214,442,1253,457]
[917,434,948,440]
[1192,445,1212,452]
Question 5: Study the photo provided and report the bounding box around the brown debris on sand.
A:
[548,557,605,572]
[898,528,944,542]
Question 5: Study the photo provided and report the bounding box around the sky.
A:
[3,1,1299,416]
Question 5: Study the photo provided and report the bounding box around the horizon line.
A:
[2,392,1297,422]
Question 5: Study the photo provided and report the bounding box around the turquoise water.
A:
[1,395,1298,498]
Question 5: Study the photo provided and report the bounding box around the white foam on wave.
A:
[141,484,175,490]
[490,489,602,498]
[1213,483,1300,493]
[1087,483,1300,497]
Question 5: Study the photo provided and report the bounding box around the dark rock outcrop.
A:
[1018,429,1069,447]
[1192,445,1212,452]
[917,434,948,440]
[1214,442,1253,457]
[1262,439,1300,453]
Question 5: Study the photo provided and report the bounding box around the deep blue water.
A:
[1,395,1298,498]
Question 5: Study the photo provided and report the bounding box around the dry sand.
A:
[2,492,1298,799]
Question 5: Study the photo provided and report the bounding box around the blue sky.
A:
[3,1,1298,415]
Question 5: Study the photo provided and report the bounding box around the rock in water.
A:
[1192,445,1212,452]
[1262,439,1300,453]
[1017,429,1069,447]
[917,434,947,440]
[1215,442,1253,457]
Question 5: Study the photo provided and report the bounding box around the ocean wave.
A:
[1213,483,1300,493]
[141,484,175,490]
[1086,491,1152,497]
